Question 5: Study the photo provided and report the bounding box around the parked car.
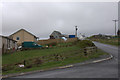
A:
[22,42,42,50]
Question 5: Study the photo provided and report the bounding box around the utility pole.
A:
[75,26,78,37]
[112,19,118,36]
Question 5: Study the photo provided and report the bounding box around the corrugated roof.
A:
[0,35,17,42]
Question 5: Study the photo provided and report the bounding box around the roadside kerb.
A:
[82,55,113,65]
[2,54,113,78]
[93,55,113,63]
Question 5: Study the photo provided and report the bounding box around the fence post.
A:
[23,60,26,66]
[95,46,97,52]
[84,48,87,56]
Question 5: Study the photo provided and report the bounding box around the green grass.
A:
[2,40,109,75]
[2,48,108,75]
[91,38,119,46]
[57,42,73,46]
[2,46,80,65]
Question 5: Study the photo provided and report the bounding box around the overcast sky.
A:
[2,2,118,39]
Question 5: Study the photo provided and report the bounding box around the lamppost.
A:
[112,19,118,36]
[75,26,78,37]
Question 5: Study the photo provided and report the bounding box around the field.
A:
[2,40,109,75]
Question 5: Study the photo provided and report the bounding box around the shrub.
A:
[47,42,57,46]
[14,65,23,71]
[2,64,15,72]
[72,40,80,45]
[33,58,43,66]
[25,64,32,68]
[77,40,95,48]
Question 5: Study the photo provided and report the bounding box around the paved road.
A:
[14,42,118,78]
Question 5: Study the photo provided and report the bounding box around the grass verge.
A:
[91,38,119,46]
[2,48,108,75]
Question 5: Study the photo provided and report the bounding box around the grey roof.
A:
[50,31,62,36]
[0,35,17,42]
[9,29,38,39]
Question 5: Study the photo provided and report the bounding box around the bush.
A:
[2,64,15,72]
[77,40,95,48]
[33,58,43,66]
[71,40,80,45]
[47,42,57,46]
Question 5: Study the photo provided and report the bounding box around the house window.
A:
[16,37,20,40]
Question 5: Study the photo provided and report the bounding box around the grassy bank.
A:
[2,40,108,75]
[3,46,80,65]
[91,38,119,46]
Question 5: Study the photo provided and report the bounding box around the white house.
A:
[78,34,86,40]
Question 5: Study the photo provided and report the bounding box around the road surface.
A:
[13,42,118,78]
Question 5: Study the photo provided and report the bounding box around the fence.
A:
[37,38,78,45]
[84,46,97,56]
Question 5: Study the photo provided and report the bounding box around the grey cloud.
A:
[2,2,118,39]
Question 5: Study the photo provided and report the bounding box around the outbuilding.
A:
[0,35,17,54]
